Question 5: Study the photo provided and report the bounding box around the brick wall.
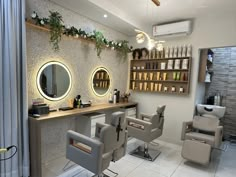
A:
[205,47,236,138]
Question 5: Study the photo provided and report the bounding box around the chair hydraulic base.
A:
[93,169,118,177]
[93,174,109,177]
[129,145,161,161]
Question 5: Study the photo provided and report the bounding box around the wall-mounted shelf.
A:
[94,86,109,89]
[131,69,189,72]
[93,80,110,88]
[198,49,214,82]
[129,56,192,95]
[130,80,188,83]
[133,57,191,61]
[93,79,110,81]
[26,20,109,48]
[132,89,189,95]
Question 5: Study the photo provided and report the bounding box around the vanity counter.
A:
[31,102,137,121]
[29,101,137,177]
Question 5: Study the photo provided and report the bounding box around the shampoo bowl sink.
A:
[197,104,226,118]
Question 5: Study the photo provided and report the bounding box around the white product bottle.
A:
[173,46,178,58]
[187,44,192,57]
[182,59,189,69]
[169,46,173,58]
[174,59,180,69]
[165,47,169,58]
[113,90,117,104]
[113,94,117,104]
[178,46,182,58]
[182,44,187,57]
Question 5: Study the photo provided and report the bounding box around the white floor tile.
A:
[122,154,145,166]
[215,143,236,177]
[171,160,217,177]
[108,158,140,177]
[138,142,183,177]
[41,141,236,177]
[44,156,76,175]
[42,166,57,177]
[126,165,167,177]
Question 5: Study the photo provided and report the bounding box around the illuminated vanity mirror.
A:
[92,67,111,96]
[37,61,72,101]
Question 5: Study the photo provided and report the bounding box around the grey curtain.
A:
[0,0,29,177]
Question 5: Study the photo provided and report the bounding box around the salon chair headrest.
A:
[111,111,125,127]
[157,105,166,116]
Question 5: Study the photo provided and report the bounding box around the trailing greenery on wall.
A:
[30,11,132,59]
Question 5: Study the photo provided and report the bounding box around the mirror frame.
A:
[91,67,111,97]
[36,61,72,101]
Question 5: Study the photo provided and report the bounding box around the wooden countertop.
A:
[30,102,137,121]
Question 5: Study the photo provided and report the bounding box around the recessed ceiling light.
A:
[103,14,108,18]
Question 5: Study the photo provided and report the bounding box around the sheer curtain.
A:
[0,0,29,177]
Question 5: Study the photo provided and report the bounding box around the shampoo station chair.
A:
[66,111,127,177]
[181,115,223,165]
[126,105,166,161]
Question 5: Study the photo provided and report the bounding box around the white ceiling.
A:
[51,0,236,36]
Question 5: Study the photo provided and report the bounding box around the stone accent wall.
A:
[205,47,236,138]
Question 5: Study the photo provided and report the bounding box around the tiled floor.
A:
[43,139,236,177]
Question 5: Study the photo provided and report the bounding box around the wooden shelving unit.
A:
[129,57,192,95]
[198,49,214,82]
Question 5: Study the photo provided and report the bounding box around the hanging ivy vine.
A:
[93,31,105,58]
[48,11,63,51]
[30,11,132,59]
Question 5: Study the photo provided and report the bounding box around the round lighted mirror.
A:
[37,61,72,101]
[91,67,111,97]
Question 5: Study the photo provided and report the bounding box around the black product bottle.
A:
[156,62,158,69]
[152,62,155,69]
[77,95,81,108]
[116,91,120,103]
[73,98,77,108]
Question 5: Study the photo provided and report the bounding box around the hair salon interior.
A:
[1,0,236,177]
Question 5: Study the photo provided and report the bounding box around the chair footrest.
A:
[129,146,161,161]
[182,139,211,165]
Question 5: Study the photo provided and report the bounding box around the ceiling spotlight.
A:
[103,14,108,18]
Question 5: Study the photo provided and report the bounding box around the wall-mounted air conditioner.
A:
[153,20,192,37]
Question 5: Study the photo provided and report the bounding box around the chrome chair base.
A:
[129,145,161,161]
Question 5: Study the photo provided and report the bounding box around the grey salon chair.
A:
[126,105,166,161]
[66,111,127,177]
[181,115,223,165]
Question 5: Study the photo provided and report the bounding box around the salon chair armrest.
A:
[181,121,193,140]
[214,126,223,148]
[140,113,153,121]
[67,130,103,157]
[126,116,152,132]
[67,130,104,174]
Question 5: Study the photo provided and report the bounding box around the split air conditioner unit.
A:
[153,20,192,38]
